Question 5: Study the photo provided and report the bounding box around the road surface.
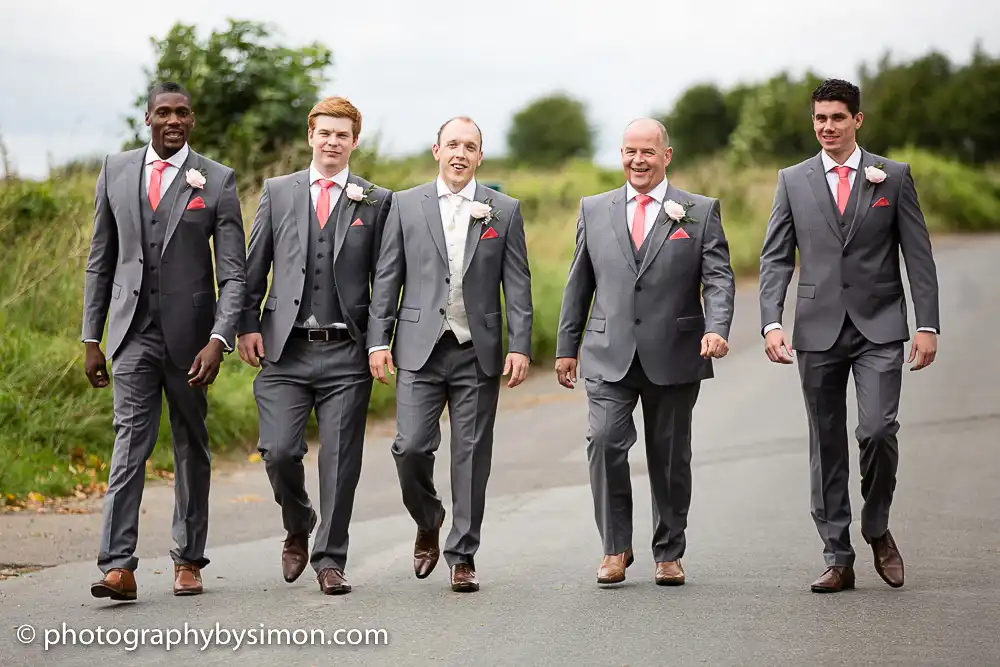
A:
[2,234,999,666]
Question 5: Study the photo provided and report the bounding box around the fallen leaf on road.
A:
[248,453,262,463]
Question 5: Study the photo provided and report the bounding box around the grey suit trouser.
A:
[98,324,211,573]
[391,332,501,569]
[253,335,372,573]
[585,355,701,563]
[796,315,903,567]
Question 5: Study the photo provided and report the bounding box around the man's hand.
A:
[238,333,266,367]
[555,357,578,389]
[700,333,730,359]
[84,342,110,388]
[503,352,530,388]
[369,349,395,385]
[189,338,225,386]
[908,331,938,371]
[764,329,794,364]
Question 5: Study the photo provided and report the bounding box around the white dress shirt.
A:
[144,142,189,197]
[625,177,669,243]
[298,163,350,329]
[763,144,936,336]
[85,143,231,350]
[437,176,476,344]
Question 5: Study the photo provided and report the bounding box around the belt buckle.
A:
[307,329,328,342]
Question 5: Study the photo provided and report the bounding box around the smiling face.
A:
[433,118,483,192]
[308,115,359,177]
[145,92,194,159]
[621,119,671,193]
[813,100,862,160]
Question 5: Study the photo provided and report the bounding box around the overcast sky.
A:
[2,0,998,178]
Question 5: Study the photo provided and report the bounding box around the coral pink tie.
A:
[834,166,851,214]
[147,160,170,211]
[315,179,335,229]
[632,194,653,249]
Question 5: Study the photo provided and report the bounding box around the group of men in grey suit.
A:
[82,76,938,602]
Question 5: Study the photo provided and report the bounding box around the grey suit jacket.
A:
[758,149,940,351]
[238,170,392,362]
[81,147,246,369]
[556,183,735,386]
[367,181,532,377]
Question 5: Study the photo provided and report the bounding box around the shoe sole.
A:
[451,583,479,592]
[655,578,685,586]
[91,585,136,601]
[173,588,203,596]
[321,586,352,595]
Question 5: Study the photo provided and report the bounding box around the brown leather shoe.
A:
[810,566,856,593]
[282,509,317,583]
[173,564,203,595]
[90,568,137,601]
[450,563,479,592]
[654,560,685,586]
[317,568,351,595]
[868,530,904,588]
[414,508,445,579]
[597,548,634,584]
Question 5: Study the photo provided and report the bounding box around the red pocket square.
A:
[669,227,690,240]
[480,226,499,240]
[350,218,363,226]
[186,196,206,211]
[873,197,890,208]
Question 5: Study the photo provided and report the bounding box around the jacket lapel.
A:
[125,150,144,239]
[421,183,449,267]
[462,183,491,276]
[292,170,310,259]
[161,151,196,257]
[844,150,878,247]
[333,173,362,263]
[805,153,845,243]
[636,184,676,277]
[609,187,638,274]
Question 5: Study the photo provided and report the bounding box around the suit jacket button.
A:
[635,318,641,325]
[634,285,641,292]
[294,299,300,305]
[439,308,445,315]
[139,258,143,264]
[445,277,450,284]
[302,267,306,274]
[133,290,139,296]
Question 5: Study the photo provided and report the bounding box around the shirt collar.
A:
[437,176,477,201]
[309,163,350,188]
[821,144,862,173]
[145,143,189,169]
[626,176,668,204]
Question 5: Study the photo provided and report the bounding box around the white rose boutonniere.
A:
[185,168,206,189]
[470,199,502,225]
[662,199,698,225]
[345,183,378,205]
[865,162,888,184]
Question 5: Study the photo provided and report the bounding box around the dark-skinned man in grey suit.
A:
[82,82,246,601]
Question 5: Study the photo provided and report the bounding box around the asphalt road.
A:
[2,234,999,666]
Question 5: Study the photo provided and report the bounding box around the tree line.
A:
[129,21,999,176]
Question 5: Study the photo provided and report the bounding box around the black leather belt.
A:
[290,327,352,342]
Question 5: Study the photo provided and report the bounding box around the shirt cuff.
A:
[916,327,938,334]
[211,333,233,351]
[368,345,390,354]
[762,322,782,335]
[83,339,100,344]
